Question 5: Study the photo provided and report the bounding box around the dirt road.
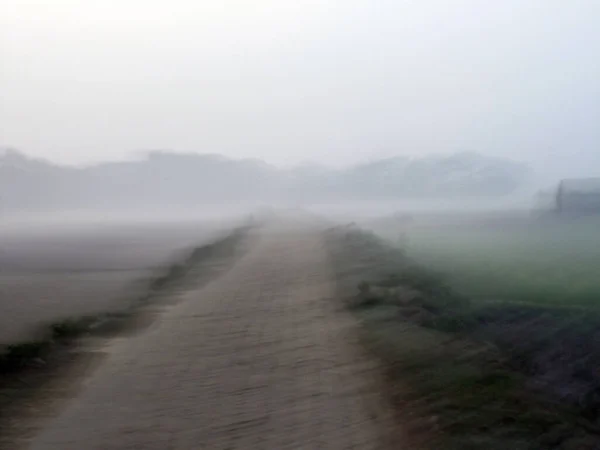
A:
[22,220,395,449]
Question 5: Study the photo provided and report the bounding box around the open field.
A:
[0,218,232,345]
[327,218,600,449]
[367,212,600,309]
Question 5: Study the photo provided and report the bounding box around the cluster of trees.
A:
[0,149,532,213]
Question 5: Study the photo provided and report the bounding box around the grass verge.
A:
[0,224,251,376]
[327,225,600,449]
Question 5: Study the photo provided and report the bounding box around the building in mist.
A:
[556,178,600,214]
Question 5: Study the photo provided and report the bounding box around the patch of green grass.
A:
[329,224,600,449]
[393,219,600,309]
[150,263,187,291]
[357,297,595,449]
[50,316,97,339]
[0,317,99,373]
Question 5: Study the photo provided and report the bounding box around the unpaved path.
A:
[24,220,395,449]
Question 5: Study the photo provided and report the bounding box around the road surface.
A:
[21,219,396,449]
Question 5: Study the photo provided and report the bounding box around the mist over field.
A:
[2,2,600,448]
[1,148,536,217]
[3,2,598,223]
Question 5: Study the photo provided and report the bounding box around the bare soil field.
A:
[0,219,233,345]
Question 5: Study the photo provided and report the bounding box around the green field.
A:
[334,220,600,448]
[374,215,600,309]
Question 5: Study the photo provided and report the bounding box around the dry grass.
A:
[0,221,250,376]
[0,272,148,345]
[0,219,231,346]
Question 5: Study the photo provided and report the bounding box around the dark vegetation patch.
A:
[0,225,251,377]
[327,225,600,449]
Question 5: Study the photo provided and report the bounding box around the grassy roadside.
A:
[370,216,600,310]
[326,225,600,449]
[0,224,252,375]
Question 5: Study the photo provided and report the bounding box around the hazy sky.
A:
[1,1,599,172]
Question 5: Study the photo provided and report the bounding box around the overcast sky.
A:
[1,1,599,173]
